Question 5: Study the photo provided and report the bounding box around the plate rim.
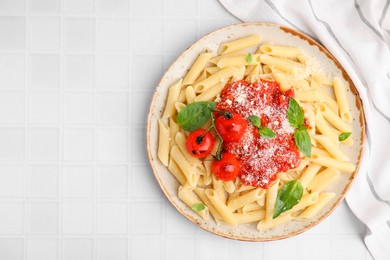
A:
[146,22,366,241]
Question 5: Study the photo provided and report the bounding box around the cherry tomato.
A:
[212,152,240,181]
[186,129,215,158]
[215,113,247,142]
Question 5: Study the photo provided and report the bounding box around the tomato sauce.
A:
[216,80,301,189]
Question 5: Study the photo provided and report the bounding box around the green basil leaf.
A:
[273,180,303,219]
[339,132,352,141]
[287,98,304,128]
[191,203,205,212]
[259,126,276,138]
[176,102,216,131]
[294,129,311,158]
[298,125,307,131]
[249,115,261,128]
[246,53,253,64]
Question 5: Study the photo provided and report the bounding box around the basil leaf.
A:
[246,53,253,64]
[294,129,311,158]
[176,102,216,131]
[339,132,352,141]
[191,203,205,212]
[259,126,276,138]
[287,98,304,128]
[249,115,261,128]
[273,180,303,219]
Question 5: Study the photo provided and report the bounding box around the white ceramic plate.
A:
[147,23,365,241]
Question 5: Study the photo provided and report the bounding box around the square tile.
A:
[165,19,198,54]
[30,17,60,50]
[63,128,95,161]
[132,238,161,260]
[97,55,129,88]
[130,128,147,162]
[131,164,161,199]
[198,237,232,260]
[199,0,230,17]
[132,18,163,53]
[267,238,298,258]
[63,239,93,260]
[97,238,128,260]
[132,201,162,234]
[29,91,60,124]
[199,18,235,38]
[97,0,129,15]
[65,18,95,51]
[97,165,128,198]
[0,17,25,50]
[0,91,25,124]
[62,165,94,198]
[97,202,127,234]
[30,54,60,87]
[0,239,24,260]
[98,128,128,162]
[131,55,163,87]
[129,90,153,126]
[166,238,195,260]
[0,202,24,234]
[300,237,332,260]
[0,165,24,198]
[132,0,162,16]
[166,204,196,234]
[64,0,94,14]
[62,202,94,234]
[29,0,60,14]
[28,202,58,234]
[0,0,25,13]
[27,239,58,260]
[0,128,24,161]
[0,54,25,86]
[98,19,129,52]
[166,0,197,16]
[28,128,59,161]
[28,165,58,198]
[64,55,95,88]
[234,240,264,258]
[63,92,95,125]
[98,92,128,125]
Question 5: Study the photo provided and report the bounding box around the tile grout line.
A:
[93,0,99,258]
[23,1,30,259]
[128,0,133,258]
[58,0,65,259]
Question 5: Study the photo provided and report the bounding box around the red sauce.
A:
[216,80,301,189]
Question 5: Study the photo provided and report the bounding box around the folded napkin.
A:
[219,0,390,259]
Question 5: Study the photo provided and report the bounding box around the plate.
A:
[146,23,365,241]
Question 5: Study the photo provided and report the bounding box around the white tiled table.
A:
[0,0,374,259]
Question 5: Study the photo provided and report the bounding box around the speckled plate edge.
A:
[146,22,365,241]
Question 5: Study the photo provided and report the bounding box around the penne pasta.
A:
[218,35,261,55]
[157,119,170,166]
[260,44,303,58]
[162,79,182,118]
[333,77,352,122]
[183,53,213,85]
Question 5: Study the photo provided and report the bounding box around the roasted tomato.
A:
[215,113,247,142]
[186,129,215,158]
[212,152,240,181]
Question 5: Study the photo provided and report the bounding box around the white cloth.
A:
[218,0,390,259]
